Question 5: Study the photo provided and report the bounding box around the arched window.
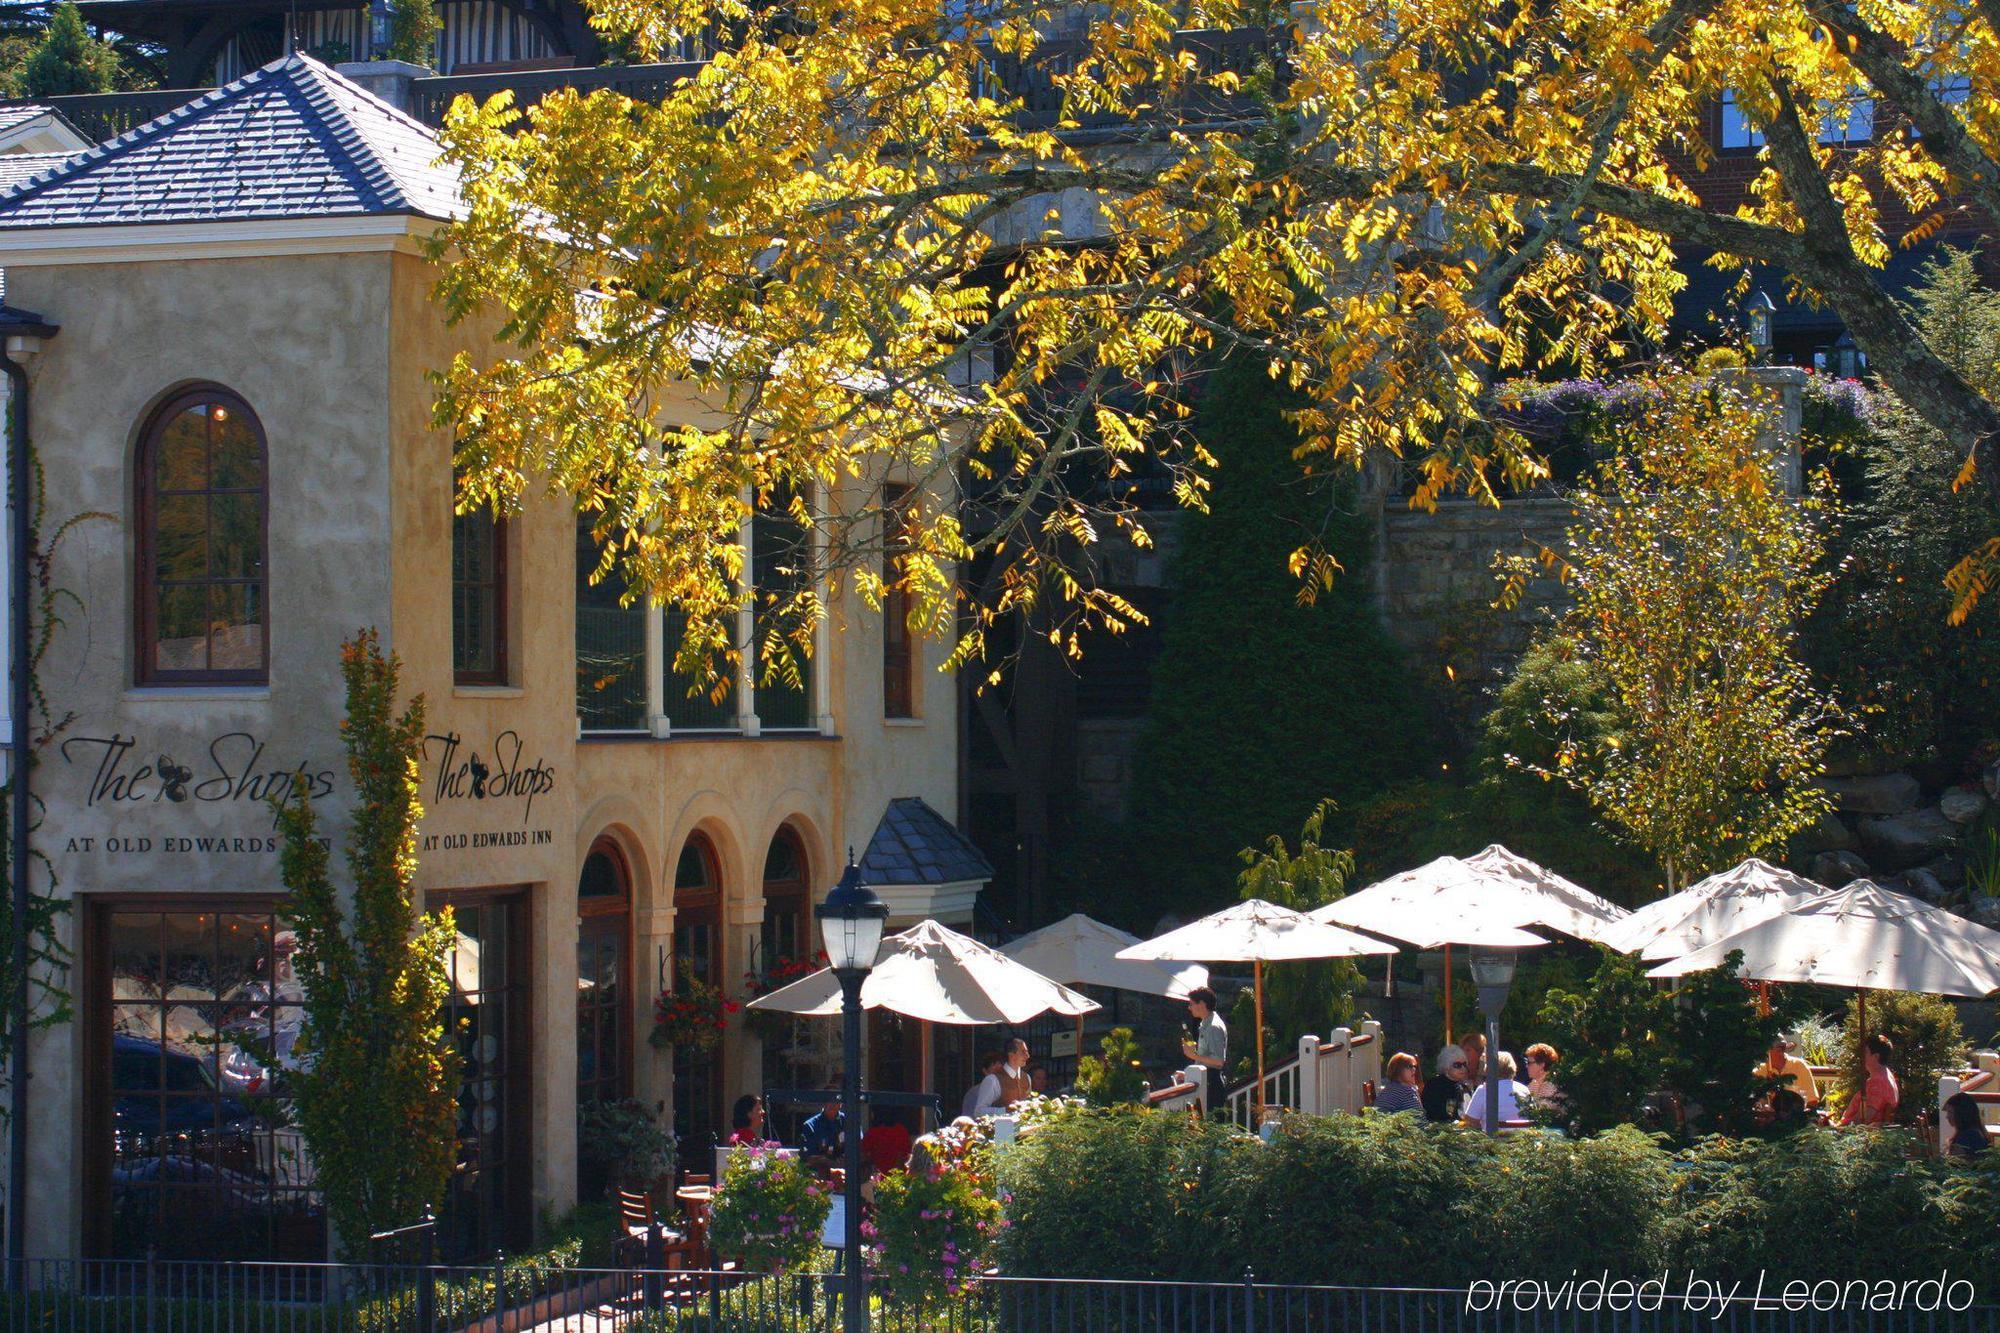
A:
[671,833,724,1157]
[136,388,268,684]
[759,828,810,969]
[576,840,632,1113]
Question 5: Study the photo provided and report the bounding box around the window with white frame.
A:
[1719,88,1875,147]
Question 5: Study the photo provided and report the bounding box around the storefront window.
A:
[95,903,322,1260]
[577,842,631,1197]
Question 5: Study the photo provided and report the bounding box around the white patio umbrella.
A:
[747,919,1100,1128]
[1115,900,1397,1117]
[1312,844,1624,1039]
[747,918,1100,1024]
[1599,858,1821,962]
[1648,881,2000,1027]
[1002,914,1209,1064]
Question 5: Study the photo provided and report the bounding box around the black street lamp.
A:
[1469,949,1518,1135]
[1831,330,1864,379]
[816,854,886,1333]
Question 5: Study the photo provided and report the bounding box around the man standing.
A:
[1182,987,1228,1114]
[971,1037,1033,1114]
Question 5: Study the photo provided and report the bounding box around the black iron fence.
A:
[6,1258,2000,1332]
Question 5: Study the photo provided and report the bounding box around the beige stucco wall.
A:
[12,251,398,1256]
[6,238,967,1257]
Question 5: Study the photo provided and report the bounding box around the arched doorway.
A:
[758,827,813,1140]
[576,839,632,1199]
[671,834,725,1166]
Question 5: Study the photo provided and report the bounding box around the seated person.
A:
[1375,1052,1424,1113]
[1766,1087,1809,1135]
[1945,1091,1990,1159]
[1523,1043,1564,1109]
[861,1110,914,1176]
[1461,1051,1530,1128]
[1422,1046,1469,1123]
[961,1052,1001,1118]
[800,1087,845,1166]
[1840,1034,1900,1128]
[727,1093,768,1146]
[1757,1036,1818,1105]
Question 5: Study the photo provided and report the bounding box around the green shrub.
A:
[1075,1026,1148,1106]
[1536,948,1673,1134]
[1485,1126,1671,1279]
[1838,991,1967,1124]
[995,1106,1255,1280]
[1662,954,1783,1137]
[709,1144,834,1272]
[579,1096,676,1195]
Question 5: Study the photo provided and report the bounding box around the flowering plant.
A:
[868,1119,1003,1309]
[708,1143,832,1272]
[742,951,825,1041]
[648,973,738,1053]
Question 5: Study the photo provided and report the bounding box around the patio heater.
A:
[1468,949,1518,1135]
[1745,290,1775,363]
[817,853,886,1333]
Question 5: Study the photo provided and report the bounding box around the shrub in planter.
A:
[995,1105,1255,1280]
[579,1097,675,1195]
[1074,1027,1147,1107]
[870,1120,1003,1310]
[708,1144,832,1273]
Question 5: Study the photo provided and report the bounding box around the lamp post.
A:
[1469,950,1518,1135]
[1745,289,1775,363]
[1831,330,1863,379]
[816,854,886,1333]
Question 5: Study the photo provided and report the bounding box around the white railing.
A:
[1936,1048,2000,1153]
[1145,1063,1209,1114]
[1218,1020,1385,1129]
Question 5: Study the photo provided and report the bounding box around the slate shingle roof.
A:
[0,153,76,191]
[0,53,462,230]
[0,103,82,136]
[859,798,995,888]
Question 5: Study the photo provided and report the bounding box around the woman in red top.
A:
[727,1093,768,1145]
[1841,1033,1900,1127]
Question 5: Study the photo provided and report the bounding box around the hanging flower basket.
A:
[742,952,826,1042]
[649,975,738,1053]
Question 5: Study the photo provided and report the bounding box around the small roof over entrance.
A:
[857,797,993,926]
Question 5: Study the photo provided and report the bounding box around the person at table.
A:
[1182,987,1229,1113]
[1375,1052,1423,1114]
[1841,1034,1901,1127]
[861,1109,914,1175]
[800,1086,845,1166]
[971,1037,1033,1115]
[961,1051,1001,1118]
[1458,1031,1488,1087]
[1462,1051,1529,1128]
[1766,1088,1810,1135]
[727,1093,768,1147]
[1422,1046,1469,1123]
[1945,1092,1990,1159]
[1757,1036,1818,1105]
[1523,1043,1564,1108]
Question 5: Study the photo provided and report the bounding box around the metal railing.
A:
[407,61,710,128]
[9,1258,2000,1331]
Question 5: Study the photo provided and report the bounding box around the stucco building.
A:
[0,54,981,1261]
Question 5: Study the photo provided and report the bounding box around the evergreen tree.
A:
[1129,357,1423,920]
[19,3,116,97]
[1662,953,1781,1137]
[382,0,441,66]
[275,630,458,1256]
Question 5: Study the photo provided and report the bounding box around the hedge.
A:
[996,1106,2000,1288]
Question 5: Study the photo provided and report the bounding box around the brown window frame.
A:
[452,502,510,687]
[134,387,270,686]
[881,483,916,719]
[576,838,635,1110]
